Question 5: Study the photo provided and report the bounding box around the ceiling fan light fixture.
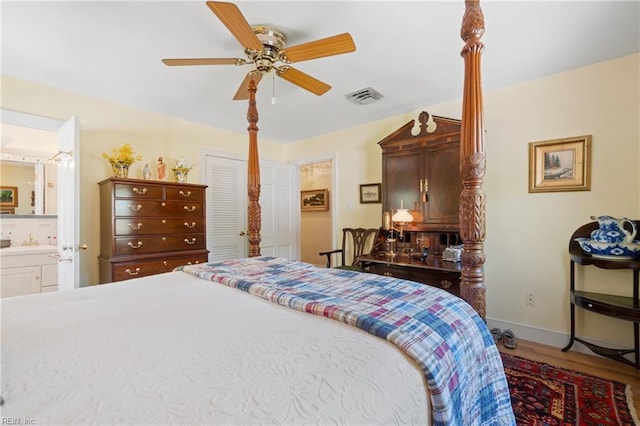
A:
[252,26,286,51]
[164,2,356,99]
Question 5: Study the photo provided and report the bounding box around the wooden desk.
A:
[358,253,462,296]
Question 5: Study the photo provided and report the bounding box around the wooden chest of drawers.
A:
[98,177,209,283]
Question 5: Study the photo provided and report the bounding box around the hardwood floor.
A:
[498,338,640,414]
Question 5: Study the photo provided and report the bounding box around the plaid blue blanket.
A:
[178,256,515,426]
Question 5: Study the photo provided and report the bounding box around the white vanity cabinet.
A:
[0,247,58,298]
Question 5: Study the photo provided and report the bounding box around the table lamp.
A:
[392,208,413,240]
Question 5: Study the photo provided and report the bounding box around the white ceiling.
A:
[2,1,639,144]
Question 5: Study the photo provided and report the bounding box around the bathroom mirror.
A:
[0,123,58,217]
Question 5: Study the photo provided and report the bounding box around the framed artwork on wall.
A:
[301,189,329,211]
[528,135,591,193]
[359,183,381,203]
[0,186,18,207]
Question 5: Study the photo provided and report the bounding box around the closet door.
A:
[205,155,247,261]
[204,154,299,261]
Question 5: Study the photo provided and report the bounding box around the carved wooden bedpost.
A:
[247,78,261,257]
[459,0,486,318]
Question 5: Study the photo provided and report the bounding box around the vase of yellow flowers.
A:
[102,144,142,178]
[172,157,194,183]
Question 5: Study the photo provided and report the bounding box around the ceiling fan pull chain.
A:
[271,72,277,105]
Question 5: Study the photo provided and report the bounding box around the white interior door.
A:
[203,151,299,261]
[0,109,80,290]
[205,154,248,261]
[260,160,299,259]
[56,116,80,290]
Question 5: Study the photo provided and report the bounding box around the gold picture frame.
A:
[301,189,329,211]
[0,186,18,207]
[528,135,591,193]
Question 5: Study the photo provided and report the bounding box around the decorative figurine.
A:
[157,156,166,181]
[142,163,151,180]
[421,246,429,261]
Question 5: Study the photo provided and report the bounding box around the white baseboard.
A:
[486,317,635,359]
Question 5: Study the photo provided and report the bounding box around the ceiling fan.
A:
[162,1,357,101]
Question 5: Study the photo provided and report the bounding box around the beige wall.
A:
[1,53,638,349]
[1,76,286,285]
[289,53,640,348]
[480,53,639,345]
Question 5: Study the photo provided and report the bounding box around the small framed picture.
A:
[0,186,18,207]
[301,189,329,211]
[359,183,381,204]
[528,135,591,193]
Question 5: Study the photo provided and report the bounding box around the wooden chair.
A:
[319,227,380,270]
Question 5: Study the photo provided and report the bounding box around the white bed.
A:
[1,269,431,425]
[1,256,514,425]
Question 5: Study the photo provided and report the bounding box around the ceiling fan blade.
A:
[233,71,263,100]
[279,33,356,63]
[206,1,263,51]
[276,66,331,96]
[162,58,246,66]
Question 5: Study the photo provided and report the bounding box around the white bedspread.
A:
[1,271,430,425]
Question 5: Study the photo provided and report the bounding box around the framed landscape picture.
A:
[359,183,381,203]
[528,135,591,193]
[301,188,329,211]
[0,186,18,207]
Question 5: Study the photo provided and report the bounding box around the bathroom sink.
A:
[0,245,58,256]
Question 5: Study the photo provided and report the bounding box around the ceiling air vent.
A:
[345,87,384,106]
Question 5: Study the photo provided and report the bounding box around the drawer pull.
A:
[383,272,392,277]
[163,261,168,266]
[128,241,143,249]
[587,303,593,308]
[184,206,197,212]
[125,267,141,276]
[441,280,452,289]
[179,190,192,197]
[128,204,142,212]
[132,187,147,194]
[184,238,197,245]
[162,202,166,207]
[162,237,167,242]
[128,223,143,230]
[184,221,196,229]
[162,219,167,224]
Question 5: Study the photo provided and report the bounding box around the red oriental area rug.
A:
[501,352,639,425]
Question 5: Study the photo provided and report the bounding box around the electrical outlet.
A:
[526,292,536,307]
